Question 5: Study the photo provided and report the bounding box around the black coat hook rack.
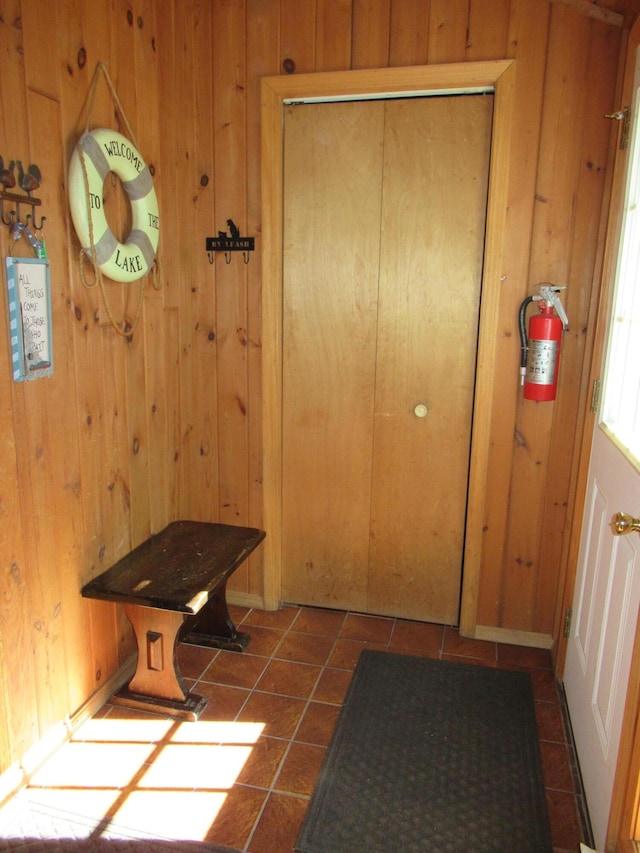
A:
[206,219,254,264]
[0,157,46,231]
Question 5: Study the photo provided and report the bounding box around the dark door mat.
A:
[296,650,552,853]
[0,797,239,852]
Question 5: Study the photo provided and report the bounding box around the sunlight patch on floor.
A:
[21,787,123,819]
[113,789,230,840]
[21,716,265,842]
[28,741,156,789]
[140,743,254,789]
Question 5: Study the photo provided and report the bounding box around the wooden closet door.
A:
[281,100,384,610]
[281,95,492,622]
[368,96,493,623]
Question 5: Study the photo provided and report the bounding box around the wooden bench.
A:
[81,520,266,720]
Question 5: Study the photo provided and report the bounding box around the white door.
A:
[564,435,640,847]
[564,28,640,850]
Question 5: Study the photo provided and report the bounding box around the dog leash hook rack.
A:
[206,219,254,265]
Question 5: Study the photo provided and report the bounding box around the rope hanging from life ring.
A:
[68,62,161,336]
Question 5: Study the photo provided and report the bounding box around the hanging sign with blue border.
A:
[5,257,53,381]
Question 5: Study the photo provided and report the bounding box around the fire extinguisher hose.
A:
[518,295,535,376]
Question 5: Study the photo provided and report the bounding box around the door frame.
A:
[261,61,516,634]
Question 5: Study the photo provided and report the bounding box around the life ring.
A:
[68,128,159,283]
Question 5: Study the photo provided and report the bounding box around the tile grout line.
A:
[242,605,334,852]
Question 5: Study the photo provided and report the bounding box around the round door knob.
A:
[414,404,428,418]
[613,511,640,535]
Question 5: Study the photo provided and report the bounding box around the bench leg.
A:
[181,581,250,652]
[112,605,207,721]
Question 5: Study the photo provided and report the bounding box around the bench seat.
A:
[82,520,266,720]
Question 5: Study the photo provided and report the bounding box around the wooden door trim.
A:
[594,20,640,852]
[261,61,516,627]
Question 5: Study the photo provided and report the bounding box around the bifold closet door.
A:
[367,96,492,623]
[282,95,492,622]
[282,100,383,612]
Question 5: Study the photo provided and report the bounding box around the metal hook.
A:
[208,252,214,265]
[26,206,46,230]
[0,198,11,226]
[225,251,232,264]
[243,251,250,264]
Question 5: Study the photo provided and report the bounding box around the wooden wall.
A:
[0,0,633,794]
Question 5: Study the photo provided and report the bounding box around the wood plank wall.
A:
[0,0,630,789]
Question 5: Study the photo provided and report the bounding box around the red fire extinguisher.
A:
[518,285,569,401]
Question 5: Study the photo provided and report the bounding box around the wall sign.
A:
[5,257,53,381]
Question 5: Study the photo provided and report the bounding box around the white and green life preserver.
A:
[68,128,159,283]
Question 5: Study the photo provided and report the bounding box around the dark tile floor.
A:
[1,604,592,852]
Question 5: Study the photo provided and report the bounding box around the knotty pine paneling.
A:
[474,0,551,633]
[427,0,470,63]
[536,14,622,634]
[389,0,429,65]
[0,0,634,791]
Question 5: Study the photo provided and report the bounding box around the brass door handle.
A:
[613,512,640,535]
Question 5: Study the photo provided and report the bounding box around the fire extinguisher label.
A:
[526,338,558,385]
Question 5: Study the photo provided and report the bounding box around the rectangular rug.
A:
[296,650,552,853]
